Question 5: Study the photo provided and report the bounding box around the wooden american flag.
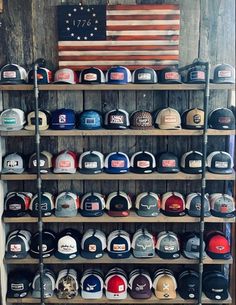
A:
[57,4,180,71]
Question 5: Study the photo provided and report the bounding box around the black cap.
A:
[78,151,104,174]
[207,151,233,174]
[159,66,181,84]
[157,152,179,173]
[4,192,30,217]
[181,151,203,174]
[203,271,229,300]
[79,67,105,84]
[211,64,235,84]
[208,108,235,130]
[7,270,32,298]
[104,109,130,129]
[187,62,206,83]
[132,67,158,84]
[178,270,199,300]
[29,230,56,258]
[130,151,156,174]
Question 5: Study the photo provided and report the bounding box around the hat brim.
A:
[157,167,180,173]
[24,125,49,131]
[206,251,232,260]
[0,80,26,84]
[130,126,154,130]
[188,210,211,217]
[7,291,28,298]
[156,250,180,259]
[130,168,154,174]
[104,125,128,129]
[53,168,76,174]
[80,250,104,259]
[0,126,24,131]
[183,250,206,259]
[161,210,186,217]
[155,290,176,299]
[211,210,235,218]
[129,290,152,299]
[53,80,75,84]
[107,211,130,217]
[29,250,54,259]
[211,79,235,84]
[54,251,79,260]
[182,125,204,129]
[3,210,27,217]
[2,168,24,174]
[158,125,181,130]
[28,168,51,174]
[181,168,202,174]
[29,210,53,217]
[79,168,103,174]
[55,210,78,217]
[51,125,75,130]
[5,252,28,259]
[159,80,182,84]
[32,290,54,298]
[204,290,228,301]
[187,80,206,84]
[133,250,155,258]
[108,251,131,259]
[106,291,127,299]
[207,168,232,174]
[136,210,159,217]
[80,210,104,217]
[104,168,129,174]
[81,291,103,299]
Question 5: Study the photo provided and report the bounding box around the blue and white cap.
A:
[104,152,130,174]
[77,110,102,129]
[106,66,131,84]
[81,229,106,259]
[81,269,104,299]
[80,192,105,217]
[5,229,31,259]
[55,229,80,260]
[51,108,75,130]
[107,230,131,259]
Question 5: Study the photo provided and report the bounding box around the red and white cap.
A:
[54,68,78,84]
[53,150,78,174]
[105,273,128,299]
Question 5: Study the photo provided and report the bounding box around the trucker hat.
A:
[55,268,79,299]
[130,110,154,129]
[78,151,104,174]
[77,110,103,129]
[203,271,229,300]
[180,150,203,174]
[135,192,160,217]
[153,270,177,299]
[0,64,27,84]
[130,151,156,174]
[128,269,152,299]
[53,150,78,174]
[105,271,128,299]
[181,108,205,129]
[5,229,31,259]
[81,229,106,259]
[104,152,130,174]
[55,191,79,217]
[106,66,131,84]
[28,67,53,84]
[155,107,181,129]
[32,269,56,298]
[206,151,233,174]
[29,230,56,258]
[29,192,54,217]
[106,191,132,216]
[159,66,182,84]
[186,193,211,217]
[161,192,186,216]
[107,230,131,259]
[187,62,206,83]
[28,151,53,173]
[80,67,105,84]
[54,68,78,84]
[156,231,180,259]
[51,108,75,130]
[132,67,158,84]
[104,109,130,129]
[81,269,104,299]
[132,229,155,258]
[157,152,180,173]
[7,270,31,298]
[80,192,105,217]
[182,232,206,259]
[25,110,50,130]
[211,64,235,84]
[178,270,199,299]
[0,108,25,131]
[208,108,235,130]
[3,141,17,165]
[206,231,231,260]
[4,192,31,217]
[55,228,80,260]
[210,193,235,218]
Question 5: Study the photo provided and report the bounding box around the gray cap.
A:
[183,234,206,259]
[2,153,24,174]
[0,108,25,131]
[186,193,211,217]
[156,231,180,259]
[55,192,79,217]
[135,192,160,217]
[132,229,155,258]
[32,269,55,298]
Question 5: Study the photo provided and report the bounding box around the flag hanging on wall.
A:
[57,4,180,71]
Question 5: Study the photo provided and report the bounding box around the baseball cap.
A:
[78,151,104,174]
[106,191,132,216]
[128,269,152,299]
[29,192,54,217]
[155,107,181,129]
[28,151,53,173]
[132,67,157,84]
[104,109,130,129]
[178,270,199,299]
[208,108,235,130]
[24,110,50,130]
[210,193,235,218]
[79,67,105,84]
[107,230,131,259]
[4,192,31,217]
[55,191,79,217]
[130,110,154,129]
[203,271,229,300]
[104,152,130,174]
[3,152,18,177]
[156,231,180,259]
[29,230,56,258]
[55,269,78,299]
[135,192,160,217]
[53,150,78,174]
[207,151,233,174]
[55,228,80,260]
[187,62,206,83]
[182,232,206,259]
[106,66,131,84]
[0,64,27,84]
[159,66,181,84]
[7,270,32,298]
[51,108,75,130]
[130,151,156,174]
[81,229,106,259]
[77,110,103,129]
[80,192,105,217]
[161,192,186,216]
[186,193,211,217]
[28,67,53,84]
[206,231,231,260]
[180,150,203,174]
[157,152,180,173]
[5,229,31,259]
[132,229,155,258]
[32,269,56,298]
[0,108,25,131]
[181,108,205,129]
[153,270,177,299]
[81,269,104,299]
[211,64,235,84]
[53,68,78,84]
[105,272,128,299]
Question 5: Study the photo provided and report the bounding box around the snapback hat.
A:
[105,272,128,299]
[29,192,54,217]
[55,191,79,217]
[4,192,31,217]
[29,230,56,259]
[155,107,181,129]
[180,150,203,174]
[132,67,157,84]
[28,67,53,84]
[135,192,160,217]
[157,152,180,173]
[7,270,31,298]
[28,151,52,173]
[203,271,229,300]
[24,110,50,131]
[77,110,103,129]
[80,67,105,84]
[206,231,231,260]
[187,62,206,83]
[55,268,78,299]
[104,109,130,129]
[106,66,131,84]
[0,108,25,131]
[132,229,155,258]
[104,152,130,174]
[182,232,206,259]
[156,231,180,259]
[80,192,105,217]
[81,229,106,259]
[54,68,78,84]
[207,151,233,174]
[186,193,211,217]
[107,230,131,259]
[51,108,75,130]
[55,228,80,260]
[78,151,104,174]
[161,192,185,216]
[81,269,104,299]
[181,108,205,129]
[128,269,152,299]
[130,151,156,174]
[32,269,55,298]
[153,270,177,299]
[211,64,235,84]
[159,66,181,84]
[5,229,31,259]
[53,150,78,174]
[0,64,27,84]
[210,193,235,218]
[106,191,132,217]
[130,110,154,129]
[208,108,235,130]
[178,270,199,299]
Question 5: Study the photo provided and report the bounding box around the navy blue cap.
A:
[51,108,75,130]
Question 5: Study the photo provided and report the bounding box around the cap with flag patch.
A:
[54,68,78,84]
[130,110,154,129]
[104,152,130,174]
[156,231,180,259]
[29,230,56,259]
[29,192,54,217]
[105,270,128,299]
[157,152,180,173]
[80,192,105,217]
[5,230,31,259]
[55,191,79,217]
[77,110,103,129]
[106,66,131,84]
[4,192,31,217]
[187,62,206,83]
[159,66,182,84]
[106,191,132,216]
[206,231,231,260]
[128,269,152,299]
[55,268,79,299]
[107,230,131,259]
[81,269,104,299]
[155,107,181,129]
[80,67,105,84]
[153,269,177,299]
[132,67,158,84]
[211,64,235,84]
[207,151,233,174]
[81,229,106,259]
[0,108,25,131]
[7,270,32,298]
[178,270,199,299]
[28,151,53,173]
[180,150,203,174]
[181,108,205,129]
[132,229,155,258]
[203,271,229,300]
[186,193,211,217]
[32,269,56,298]
[104,109,130,129]
[51,108,75,130]
[25,110,50,131]
[161,192,185,216]
[208,108,235,130]
[130,151,156,174]
[55,228,81,260]
[135,192,160,217]
[0,64,27,84]
[53,150,78,174]
[28,67,53,84]
[182,232,206,259]
[210,193,235,218]
[78,151,104,174]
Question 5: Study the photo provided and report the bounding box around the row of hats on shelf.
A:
[5,228,231,261]
[0,63,235,85]
[4,191,235,219]
[7,267,229,301]
[0,107,235,131]
[2,150,234,175]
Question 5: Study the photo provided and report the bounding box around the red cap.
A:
[207,234,231,259]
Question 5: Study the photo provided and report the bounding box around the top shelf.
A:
[0,84,235,91]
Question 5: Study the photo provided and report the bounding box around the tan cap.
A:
[182,108,204,129]
[25,110,50,130]
[156,108,181,130]
[154,274,177,299]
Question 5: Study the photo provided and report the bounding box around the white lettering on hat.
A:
[165,71,179,80]
[9,204,21,210]
[189,160,202,168]
[110,72,124,80]
[164,115,177,123]
[137,161,150,168]
[57,72,70,80]
[59,114,67,123]
[3,71,17,78]
[110,115,124,124]
[138,73,151,80]
[84,73,97,81]
[11,283,24,291]
[7,160,19,167]
[33,160,46,167]
[59,160,72,167]
[113,244,126,251]
[162,160,176,167]
[218,70,231,78]
[111,160,125,167]
[215,161,228,168]
[85,161,97,168]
